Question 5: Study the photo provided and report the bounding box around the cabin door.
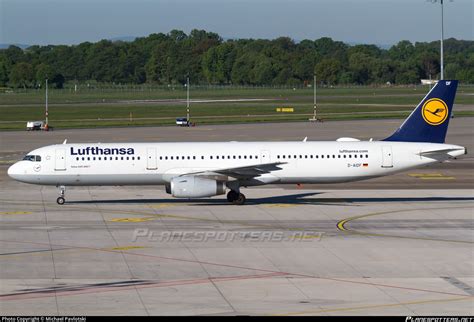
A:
[381,146,393,168]
[55,149,66,171]
[146,148,157,170]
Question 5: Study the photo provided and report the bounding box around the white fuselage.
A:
[7,141,466,187]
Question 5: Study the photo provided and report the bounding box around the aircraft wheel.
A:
[232,193,246,205]
[227,190,238,202]
[56,197,65,205]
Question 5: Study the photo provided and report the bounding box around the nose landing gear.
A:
[56,185,66,205]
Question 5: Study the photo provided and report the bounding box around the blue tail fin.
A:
[383,80,458,143]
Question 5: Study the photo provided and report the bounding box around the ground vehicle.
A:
[26,121,44,131]
[176,117,190,126]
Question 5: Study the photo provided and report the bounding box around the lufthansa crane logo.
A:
[421,98,448,126]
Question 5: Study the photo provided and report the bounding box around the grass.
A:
[0,85,472,130]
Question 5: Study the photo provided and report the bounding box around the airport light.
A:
[428,0,453,80]
[45,78,49,126]
[186,76,190,122]
[313,75,317,120]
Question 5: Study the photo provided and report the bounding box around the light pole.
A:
[440,0,444,80]
[430,0,451,80]
[186,76,190,122]
[45,78,49,126]
[313,75,317,120]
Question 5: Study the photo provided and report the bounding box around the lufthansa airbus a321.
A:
[8,80,466,205]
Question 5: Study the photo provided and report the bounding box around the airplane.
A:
[8,80,466,205]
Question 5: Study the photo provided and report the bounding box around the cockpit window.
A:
[22,155,41,162]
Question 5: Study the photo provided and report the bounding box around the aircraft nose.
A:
[7,162,22,180]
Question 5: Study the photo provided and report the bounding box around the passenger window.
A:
[76,157,79,161]
[310,155,313,158]
[238,156,241,159]
[338,155,341,158]
[244,155,247,159]
[332,155,335,158]
[171,156,174,160]
[349,155,352,158]
[126,157,129,160]
[321,155,324,159]
[137,157,140,160]
[366,154,369,158]
[249,155,252,159]
[282,155,286,159]
[193,156,196,160]
[201,156,204,160]
[121,157,124,160]
[315,155,318,159]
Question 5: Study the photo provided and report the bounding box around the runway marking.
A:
[108,246,147,251]
[337,206,473,244]
[108,217,155,223]
[0,211,32,215]
[274,295,473,316]
[149,204,174,209]
[1,238,470,299]
[419,177,455,180]
[264,204,298,208]
[408,173,455,180]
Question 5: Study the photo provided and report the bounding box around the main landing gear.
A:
[56,185,66,205]
[227,190,246,205]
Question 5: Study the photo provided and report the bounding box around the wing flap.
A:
[180,162,286,180]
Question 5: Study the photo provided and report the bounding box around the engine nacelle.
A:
[167,176,226,198]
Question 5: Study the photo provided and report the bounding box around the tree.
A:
[315,58,342,85]
[9,62,34,88]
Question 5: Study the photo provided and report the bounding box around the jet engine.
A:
[166,176,226,198]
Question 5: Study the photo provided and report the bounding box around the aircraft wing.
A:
[180,162,286,180]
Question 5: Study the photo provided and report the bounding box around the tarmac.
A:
[0,118,473,315]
